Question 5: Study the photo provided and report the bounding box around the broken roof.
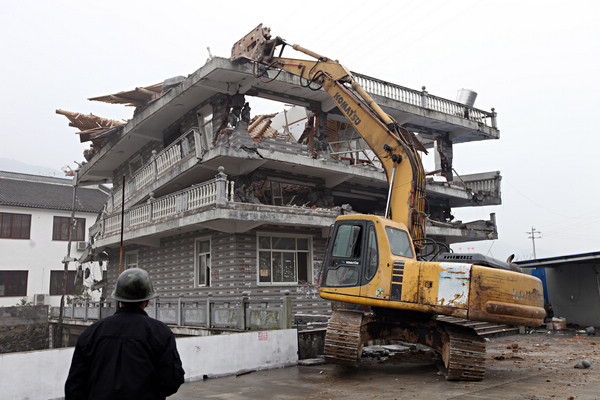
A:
[56,109,125,143]
[88,83,163,108]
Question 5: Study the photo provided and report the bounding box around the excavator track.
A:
[324,309,486,381]
[440,324,486,381]
[324,310,364,366]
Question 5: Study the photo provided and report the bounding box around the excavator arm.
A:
[231,24,426,245]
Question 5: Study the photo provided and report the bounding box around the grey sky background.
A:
[1,0,598,261]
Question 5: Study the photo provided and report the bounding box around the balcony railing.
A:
[352,72,497,128]
[107,128,198,213]
[102,167,234,236]
[460,171,502,199]
[58,292,293,330]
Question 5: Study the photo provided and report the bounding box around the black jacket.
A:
[65,307,185,400]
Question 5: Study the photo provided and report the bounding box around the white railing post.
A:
[491,108,498,129]
[147,193,154,223]
[421,86,428,109]
[215,166,228,207]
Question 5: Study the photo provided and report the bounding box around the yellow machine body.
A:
[320,215,545,326]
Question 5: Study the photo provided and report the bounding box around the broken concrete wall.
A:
[111,140,162,186]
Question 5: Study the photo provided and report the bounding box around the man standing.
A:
[65,268,185,399]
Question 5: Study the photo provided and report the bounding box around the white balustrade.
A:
[134,163,155,190]
[154,196,177,219]
[104,214,121,234]
[129,204,150,226]
[353,73,494,126]
[156,145,182,176]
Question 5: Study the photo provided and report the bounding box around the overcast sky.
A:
[1,0,598,261]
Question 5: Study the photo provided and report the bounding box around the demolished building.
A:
[60,38,502,315]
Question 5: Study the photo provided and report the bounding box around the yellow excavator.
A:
[231,24,545,380]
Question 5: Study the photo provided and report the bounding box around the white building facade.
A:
[0,171,108,307]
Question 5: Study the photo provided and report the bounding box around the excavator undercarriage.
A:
[325,308,486,381]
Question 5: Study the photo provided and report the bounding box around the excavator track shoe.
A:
[324,310,365,366]
[440,324,486,381]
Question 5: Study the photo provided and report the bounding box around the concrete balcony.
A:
[93,166,499,249]
[77,57,500,186]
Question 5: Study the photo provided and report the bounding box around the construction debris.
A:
[56,109,126,160]
[88,82,163,108]
[574,359,592,369]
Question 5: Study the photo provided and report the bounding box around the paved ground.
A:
[171,330,600,400]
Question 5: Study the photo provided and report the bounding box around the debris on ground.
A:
[298,358,326,366]
[586,326,596,336]
[574,359,592,369]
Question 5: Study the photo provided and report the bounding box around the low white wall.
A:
[178,329,298,380]
[0,329,298,400]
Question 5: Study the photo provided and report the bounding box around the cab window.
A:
[364,226,378,281]
[385,226,413,258]
[331,224,362,258]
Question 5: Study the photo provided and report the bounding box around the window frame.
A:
[49,270,77,296]
[0,270,28,297]
[52,216,86,242]
[0,212,32,239]
[194,237,211,288]
[256,233,312,286]
[124,250,139,270]
[384,226,414,258]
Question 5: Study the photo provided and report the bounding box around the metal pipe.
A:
[385,164,397,219]
[119,175,125,273]
[291,44,328,61]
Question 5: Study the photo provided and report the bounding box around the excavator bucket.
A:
[231,23,277,62]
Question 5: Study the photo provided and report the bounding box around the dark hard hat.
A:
[111,268,157,302]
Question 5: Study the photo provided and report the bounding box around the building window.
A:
[52,216,86,241]
[49,270,77,295]
[125,251,138,269]
[0,271,28,296]
[0,212,31,239]
[195,238,210,287]
[258,235,311,285]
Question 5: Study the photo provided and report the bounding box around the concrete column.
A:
[282,290,292,329]
[491,108,497,129]
[147,193,154,223]
[241,291,250,330]
[206,294,213,328]
[151,150,158,180]
[177,295,184,327]
[153,297,159,320]
[435,134,454,182]
[215,166,228,207]
[194,128,203,159]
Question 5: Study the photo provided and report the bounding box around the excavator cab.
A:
[321,215,416,303]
